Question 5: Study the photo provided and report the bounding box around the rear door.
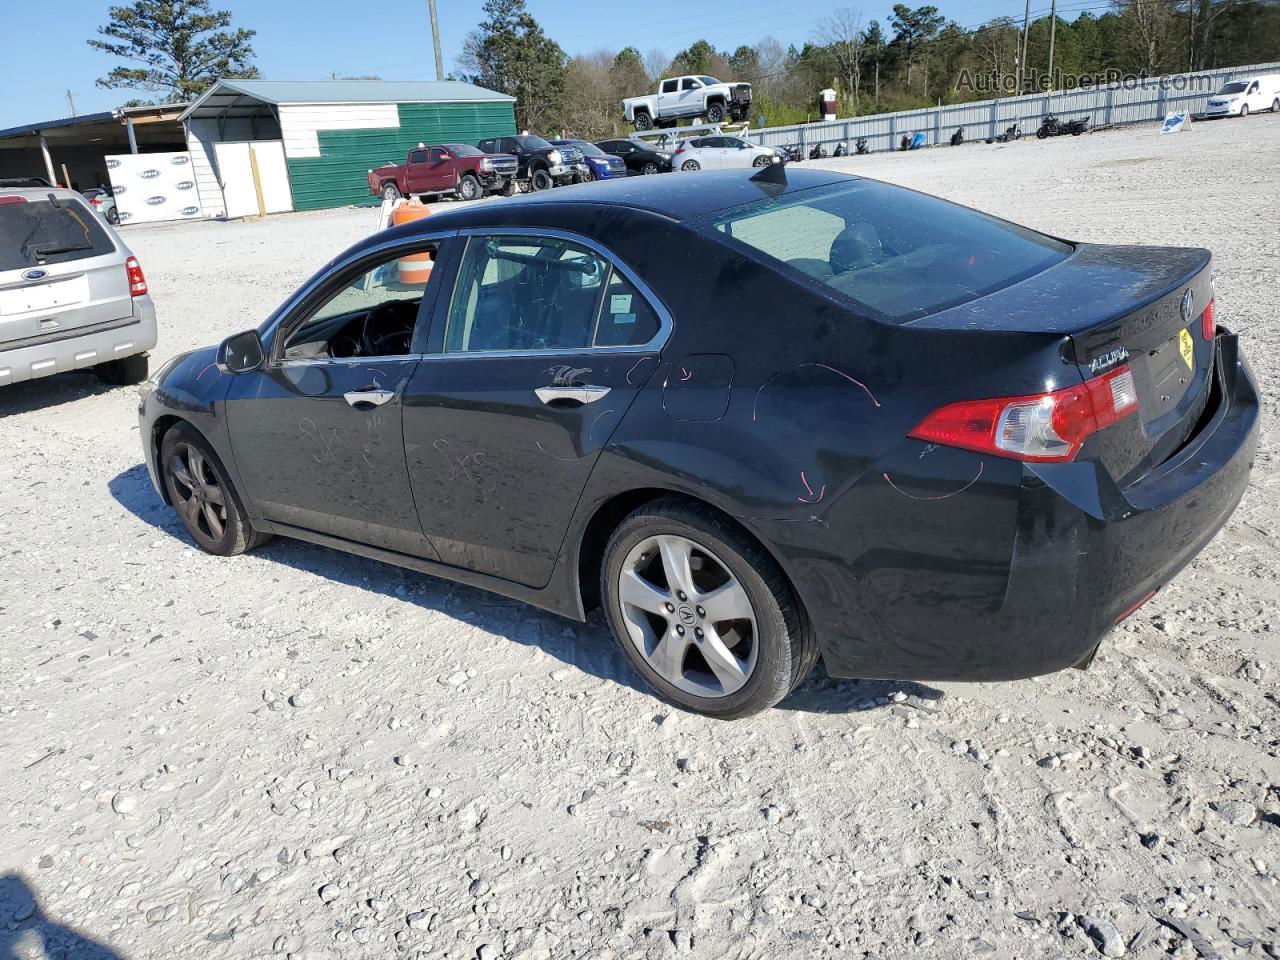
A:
[401,229,671,587]
[0,194,130,347]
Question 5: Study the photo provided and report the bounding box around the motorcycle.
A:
[808,143,828,160]
[1037,113,1089,139]
[778,143,804,163]
[990,122,1022,143]
[950,126,965,146]
[855,137,869,154]
[832,142,848,157]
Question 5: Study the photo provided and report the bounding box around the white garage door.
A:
[213,140,294,218]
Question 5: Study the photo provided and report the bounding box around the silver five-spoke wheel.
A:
[168,442,228,542]
[618,534,758,697]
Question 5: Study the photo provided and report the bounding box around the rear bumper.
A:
[760,334,1259,681]
[0,296,156,386]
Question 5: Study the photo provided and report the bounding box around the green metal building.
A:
[179,79,516,217]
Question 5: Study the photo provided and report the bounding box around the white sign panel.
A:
[105,151,203,225]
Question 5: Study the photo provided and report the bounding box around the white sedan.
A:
[672,135,781,172]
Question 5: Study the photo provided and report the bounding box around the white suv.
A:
[1,186,156,387]
[672,135,780,172]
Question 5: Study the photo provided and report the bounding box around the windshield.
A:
[0,196,115,272]
[517,136,554,151]
[573,142,606,158]
[706,181,1071,323]
[1216,82,1247,94]
[446,144,484,157]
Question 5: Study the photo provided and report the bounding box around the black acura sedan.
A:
[138,167,1258,719]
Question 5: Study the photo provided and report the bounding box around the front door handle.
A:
[535,384,611,406]
[344,388,395,408]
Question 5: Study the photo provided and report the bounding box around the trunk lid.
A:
[0,194,132,346]
[917,242,1217,485]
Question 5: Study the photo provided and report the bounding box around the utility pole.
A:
[428,0,445,81]
[66,89,76,116]
[1047,0,1057,90]
[1019,0,1031,93]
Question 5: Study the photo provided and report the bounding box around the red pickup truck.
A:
[367,143,519,203]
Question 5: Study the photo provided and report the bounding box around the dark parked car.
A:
[476,135,584,191]
[595,138,672,175]
[549,140,627,180]
[137,168,1258,719]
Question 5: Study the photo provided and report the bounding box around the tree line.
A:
[459,0,1280,138]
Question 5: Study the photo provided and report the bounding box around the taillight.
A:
[125,256,147,296]
[0,196,27,205]
[909,366,1139,463]
[674,146,685,155]
[1200,298,1215,341]
[91,196,103,205]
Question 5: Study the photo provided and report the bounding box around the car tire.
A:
[382,182,401,202]
[96,353,148,386]
[457,175,481,201]
[530,168,553,191]
[106,207,120,225]
[634,111,653,131]
[160,421,267,557]
[600,498,817,719]
[681,159,701,172]
[1272,98,1280,113]
[641,161,660,175]
[706,102,726,124]
[1240,104,1250,117]
[580,167,595,182]
[502,178,517,197]
[752,155,771,167]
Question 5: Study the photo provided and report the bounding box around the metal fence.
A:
[750,61,1280,153]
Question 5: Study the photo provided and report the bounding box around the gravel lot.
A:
[2,117,1278,960]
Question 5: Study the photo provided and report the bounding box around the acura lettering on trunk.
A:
[137,168,1259,719]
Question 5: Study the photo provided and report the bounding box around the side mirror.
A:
[738,143,748,149]
[218,329,265,373]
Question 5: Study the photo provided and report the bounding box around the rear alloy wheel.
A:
[96,353,148,385]
[601,499,816,719]
[457,175,481,201]
[382,182,401,202]
[681,159,701,172]
[706,101,726,124]
[530,168,553,191]
[641,161,660,175]
[160,422,266,557]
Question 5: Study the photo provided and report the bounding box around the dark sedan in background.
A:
[596,138,673,175]
[137,168,1258,719]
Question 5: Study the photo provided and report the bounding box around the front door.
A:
[225,237,451,556]
[402,230,669,587]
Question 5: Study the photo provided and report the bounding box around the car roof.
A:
[0,186,88,202]
[416,168,855,227]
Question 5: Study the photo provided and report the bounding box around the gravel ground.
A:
[2,117,1278,960]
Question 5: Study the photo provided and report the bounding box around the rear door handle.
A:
[344,388,395,408]
[535,384,611,406]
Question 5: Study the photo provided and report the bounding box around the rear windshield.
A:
[1216,82,1247,94]
[705,181,1070,322]
[0,196,115,272]
[446,144,483,157]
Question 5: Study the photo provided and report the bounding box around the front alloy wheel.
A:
[602,499,816,718]
[641,161,659,175]
[160,423,265,556]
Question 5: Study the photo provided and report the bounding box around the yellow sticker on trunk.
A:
[1179,327,1194,370]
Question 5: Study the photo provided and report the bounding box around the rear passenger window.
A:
[661,79,678,94]
[595,270,660,347]
[444,235,660,353]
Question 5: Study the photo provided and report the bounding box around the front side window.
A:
[681,78,699,91]
[444,235,659,353]
[409,149,428,164]
[429,147,447,162]
[706,181,1071,323]
[282,242,440,360]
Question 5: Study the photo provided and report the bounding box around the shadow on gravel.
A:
[0,371,120,417]
[0,874,122,959]
[109,462,939,714]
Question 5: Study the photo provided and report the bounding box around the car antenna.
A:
[749,161,786,186]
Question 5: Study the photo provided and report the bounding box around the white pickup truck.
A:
[622,75,752,131]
